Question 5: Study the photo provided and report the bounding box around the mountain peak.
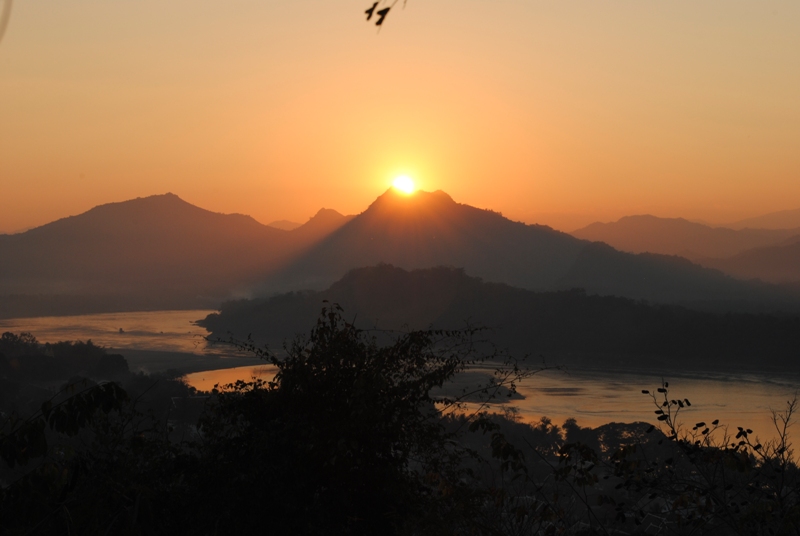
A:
[309,208,345,221]
[290,207,352,238]
[379,187,454,202]
[364,188,458,217]
[83,192,194,216]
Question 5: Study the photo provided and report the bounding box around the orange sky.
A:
[1,0,799,233]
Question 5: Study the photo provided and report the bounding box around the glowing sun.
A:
[392,175,416,194]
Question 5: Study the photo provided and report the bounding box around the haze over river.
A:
[2,310,798,443]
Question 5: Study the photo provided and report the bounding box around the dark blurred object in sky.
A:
[0,0,12,45]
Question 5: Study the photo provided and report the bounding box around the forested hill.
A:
[200,265,800,372]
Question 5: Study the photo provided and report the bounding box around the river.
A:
[2,310,798,442]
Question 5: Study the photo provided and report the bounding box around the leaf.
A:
[365,1,378,20]
[375,7,390,26]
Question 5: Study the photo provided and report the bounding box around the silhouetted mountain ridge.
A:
[0,194,349,317]
[2,190,798,317]
[267,190,799,311]
[268,189,589,293]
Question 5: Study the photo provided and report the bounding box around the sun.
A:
[392,175,416,194]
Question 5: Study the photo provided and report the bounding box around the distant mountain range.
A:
[1,190,797,318]
[571,215,800,283]
[725,208,800,230]
[265,190,797,311]
[572,215,800,260]
[0,194,351,317]
[703,239,800,284]
[200,265,800,372]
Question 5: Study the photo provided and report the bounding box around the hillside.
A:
[704,241,800,284]
[201,265,800,371]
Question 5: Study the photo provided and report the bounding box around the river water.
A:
[0,310,220,355]
[3,310,798,443]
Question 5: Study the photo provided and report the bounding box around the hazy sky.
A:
[1,0,799,233]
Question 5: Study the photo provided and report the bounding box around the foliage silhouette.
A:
[191,303,548,534]
[0,306,540,534]
[2,311,800,535]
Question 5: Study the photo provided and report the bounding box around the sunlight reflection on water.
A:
[0,310,230,355]
[509,369,800,443]
[184,364,800,443]
[184,365,278,392]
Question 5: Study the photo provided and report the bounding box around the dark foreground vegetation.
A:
[2,309,800,535]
